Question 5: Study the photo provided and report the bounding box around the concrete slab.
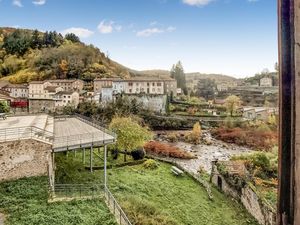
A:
[53,117,115,151]
[0,114,51,130]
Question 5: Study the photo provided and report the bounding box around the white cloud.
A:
[12,0,22,7]
[32,0,46,5]
[166,26,176,32]
[61,27,94,38]
[136,26,176,37]
[136,28,164,37]
[182,0,214,6]
[97,20,112,34]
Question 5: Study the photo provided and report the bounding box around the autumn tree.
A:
[187,122,202,144]
[109,116,153,161]
[224,95,241,116]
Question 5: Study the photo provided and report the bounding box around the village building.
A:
[1,83,29,99]
[242,107,278,121]
[28,80,79,113]
[48,79,84,92]
[260,77,273,87]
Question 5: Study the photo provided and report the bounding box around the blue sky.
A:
[0,0,277,78]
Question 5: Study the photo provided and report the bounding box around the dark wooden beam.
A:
[278,0,295,224]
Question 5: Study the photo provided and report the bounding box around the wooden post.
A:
[278,1,300,224]
[90,146,93,172]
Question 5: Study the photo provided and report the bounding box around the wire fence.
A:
[104,186,132,225]
[51,184,133,225]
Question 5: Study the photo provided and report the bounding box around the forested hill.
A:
[0,27,133,83]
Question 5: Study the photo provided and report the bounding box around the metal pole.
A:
[90,145,93,172]
[104,145,107,188]
[82,148,85,164]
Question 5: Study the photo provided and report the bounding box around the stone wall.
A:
[126,94,167,113]
[0,139,52,181]
[29,99,55,114]
[211,171,276,225]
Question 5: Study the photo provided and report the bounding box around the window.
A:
[157,82,162,86]
[129,82,133,86]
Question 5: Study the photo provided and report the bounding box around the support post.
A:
[90,146,93,172]
[82,148,85,164]
[104,145,107,188]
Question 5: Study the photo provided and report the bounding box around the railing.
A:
[0,126,54,143]
[53,184,104,199]
[74,114,117,139]
[104,186,132,225]
[51,184,133,225]
[53,132,115,151]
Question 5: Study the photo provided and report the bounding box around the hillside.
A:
[0,27,133,83]
[185,72,237,83]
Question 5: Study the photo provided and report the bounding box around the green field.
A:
[0,159,259,225]
[106,163,259,225]
[0,177,117,225]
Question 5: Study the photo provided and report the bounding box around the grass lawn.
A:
[104,162,259,225]
[0,177,117,225]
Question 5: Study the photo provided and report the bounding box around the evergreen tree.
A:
[30,29,41,49]
[65,33,80,43]
[170,61,187,94]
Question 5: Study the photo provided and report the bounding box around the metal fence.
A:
[104,186,132,225]
[0,126,53,143]
[53,184,104,199]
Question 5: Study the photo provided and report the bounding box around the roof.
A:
[44,86,58,92]
[2,83,28,89]
[55,91,77,95]
[49,79,82,83]
[29,81,47,84]
[94,77,176,82]
[214,99,226,104]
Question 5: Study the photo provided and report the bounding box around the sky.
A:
[0,0,277,78]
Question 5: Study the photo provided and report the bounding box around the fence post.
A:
[104,145,107,188]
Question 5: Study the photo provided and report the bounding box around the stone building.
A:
[1,83,29,98]
[260,77,273,87]
[48,79,84,92]
[54,91,80,108]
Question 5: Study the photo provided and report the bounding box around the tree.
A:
[187,122,202,144]
[196,79,216,101]
[109,116,153,161]
[170,61,187,94]
[0,101,9,113]
[3,30,31,55]
[30,29,42,49]
[65,33,80,43]
[224,95,241,116]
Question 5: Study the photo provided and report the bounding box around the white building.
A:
[1,83,28,98]
[54,91,80,108]
[260,77,273,87]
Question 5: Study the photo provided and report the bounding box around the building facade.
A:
[48,79,84,92]
[1,84,28,98]
[260,77,273,87]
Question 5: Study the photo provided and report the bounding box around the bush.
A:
[211,127,278,151]
[131,147,146,160]
[144,141,195,159]
[111,149,119,160]
[143,159,159,170]
[166,132,178,142]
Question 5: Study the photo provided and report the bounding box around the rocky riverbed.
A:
[158,131,254,174]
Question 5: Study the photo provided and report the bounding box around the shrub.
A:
[185,122,202,144]
[131,147,146,160]
[144,141,195,159]
[111,149,119,160]
[143,159,160,170]
[166,132,178,142]
[211,127,278,151]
